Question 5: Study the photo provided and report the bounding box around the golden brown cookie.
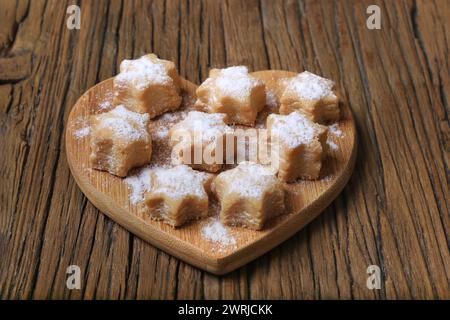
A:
[213,162,285,230]
[141,165,213,227]
[113,54,182,118]
[169,111,232,172]
[195,66,266,126]
[267,111,328,181]
[279,71,339,123]
[89,105,152,177]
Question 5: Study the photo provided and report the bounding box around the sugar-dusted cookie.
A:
[267,111,328,181]
[279,71,339,123]
[141,165,213,227]
[213,162,285,230]
[169,111,232,172]
[113,54,182,118]
[89,105,152,177]
[195,66,266,126]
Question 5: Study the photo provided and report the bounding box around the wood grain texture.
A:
[0,0,448,299]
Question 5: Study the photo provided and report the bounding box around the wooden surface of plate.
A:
[65,70,357,275]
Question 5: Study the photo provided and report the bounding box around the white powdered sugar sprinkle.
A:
[109,105,149,124]
[218,162,278,198]
[115,55,171,90]
[202,218,236,249]
[98,100,113,111]
[153,126,169,140]
[74,126,90,139]
[287,71,335,100]
[172,111,230,141]
[265,90,278,108]
[124,166,154,204]
[98,117,143,141]
[96,105,150,142]
[327,139,339,151]
[329,123,343,137]
[326,123,343,151]
[153,111,187,140]
[214,66,262,102]
[97,90,114,111]
[268,112,324,147]
[152,165,210,199]
[72,117,90,139]
[159,112,179,122]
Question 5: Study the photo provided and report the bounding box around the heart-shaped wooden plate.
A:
[66,70,357,275]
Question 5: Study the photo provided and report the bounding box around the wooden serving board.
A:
[65,70,357,275]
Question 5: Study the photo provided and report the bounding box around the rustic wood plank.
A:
[0,0,448,299]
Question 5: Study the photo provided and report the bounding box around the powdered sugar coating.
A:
[201,217,237,249]
[214,66,263,102]
[286,71,335,100]
[74,126,90,139]
[71,117,90,140]
[95,105,150,142]
[217,162,278,198]
[268,112,325,148]
[329,123,344,137]
[152,165,210,199]
[159,112,180,123]
[96,89,114,111]
[151,111,187,141]
[115,55,172,90]
[98,100,112,111]
[327,140,339,151]
[172,111,230,141]
[326,123,342,151]
[124,166,154,204]
[265,89,278,108]
[110,105,149,123]
[153,126,169,140]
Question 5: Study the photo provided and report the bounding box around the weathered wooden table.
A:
[1,0,448,299]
